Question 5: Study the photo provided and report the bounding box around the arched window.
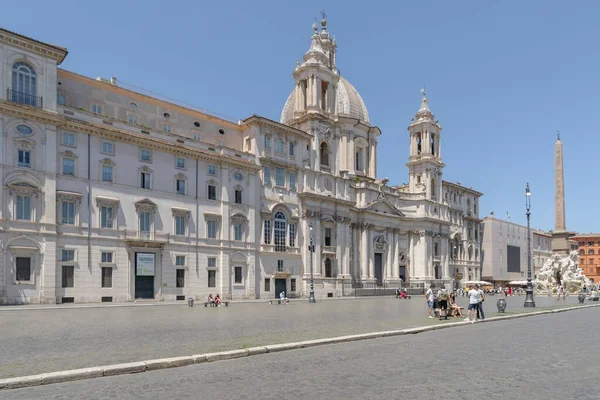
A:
[320,142,329,166]
[468,246,473,260]
[275,138,283,153]
[416,133,422,154]
[289,142,294,156]
[325,258,332,277]
[12,62,37,106]
[274,211,286,252]
[431,178,436,198]
[580,249,585,255]
[589,249,595,255]
[431,134,435,156]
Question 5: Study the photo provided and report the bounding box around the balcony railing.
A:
[122,230,170,243]
[8,89,43,108]
[322,246,336,254]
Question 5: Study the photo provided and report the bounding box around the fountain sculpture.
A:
[536,251,590,293]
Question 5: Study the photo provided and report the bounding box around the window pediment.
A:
[139,166,153,173]
[8,182,39,195]
[172,207,191,217]
[231,213,248,224]
[57,190,82,203]
[14,137,36,149]
[175,172,187,180]
[59,150,78,159]
[96,196,120,208]
[204,212,222,222]
[100,158,116,166]
[135,198,157,211]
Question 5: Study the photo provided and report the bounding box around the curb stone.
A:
[1,303,599,391]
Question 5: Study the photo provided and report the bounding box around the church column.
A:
[352,224,359,279]
[346,134,353,172]
[369,140,377,178]
[315,217,322,275]
[294,82,300,112]
[336,221,343,277]
[393,230,400,278]
[306,75,313,107]
[360,225,368,279]
[344,222,351,276]
[426,236,432,278]
[314,76,320,109]
[386,229,393,281]
[368,229,374,278]
[341,133,348,171]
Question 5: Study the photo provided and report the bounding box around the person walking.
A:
[437,284,449,320]
[426,284,436,319]
[465,285,481,323]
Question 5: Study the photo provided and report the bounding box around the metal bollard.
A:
[188,297,194,307]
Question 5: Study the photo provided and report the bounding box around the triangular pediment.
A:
[135,198,157,209]
[361,198,405,217]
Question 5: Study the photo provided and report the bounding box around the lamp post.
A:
[308,222,316,303]
[524,183,536,307]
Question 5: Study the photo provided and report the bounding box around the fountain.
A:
[536,251,590,294]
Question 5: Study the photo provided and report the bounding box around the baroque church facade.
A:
[0,19,482,304]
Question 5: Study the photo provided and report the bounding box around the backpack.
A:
[439,289,448,301]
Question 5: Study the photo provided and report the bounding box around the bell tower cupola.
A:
[406,89,444,201]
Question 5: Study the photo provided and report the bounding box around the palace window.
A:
[62,201,75,225]
[102,165,113,182]
[140,172,151,189]
[176,157,186,169]
[589,249,595,255]
[128,114,139,125]
[289,142,295,156]
[139,212,151,233]
[176,255,186,266]
[18,149,31,168]
[324,228,332,246]
[274,211,286,252]
[289,172,296,190]
[57,93,66,105]
[16,257,31,281]
[15,195,31,221]
[101,206,114,229]
[234,266,243,284]
[176,179,186,195]
[289,223,296,247]
[176,269,185,288]
[264,135,271,150]
[61,249,75,262]
[12,62,37,104]
[264,167,271,185]
[208,270,216,287]
[101,267,112,288]
[207,220,217,239]
[91,104,103,115]
[62,158,75,176]
[275,138,284,153]
[163,124,171,133]
[208,165,217,175]
[264,220,272,244]
[101,251,113,263]
[234,188,242,204]
[62,265,74,288]
[102,141,115,155]
[275,167,285,187]
[234,223,243,241]
[291,278,296,292]
[208,184,217,200]
[175,215,186,235]
[62,132,75,147]
[265,278,271,292]
[140,148,152,162]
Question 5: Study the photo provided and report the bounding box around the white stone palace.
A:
[0,19,482,304]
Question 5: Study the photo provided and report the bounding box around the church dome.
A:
[280,77,370,125]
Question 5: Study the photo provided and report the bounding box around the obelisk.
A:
[554,134,566,232]
[551,132,572,254]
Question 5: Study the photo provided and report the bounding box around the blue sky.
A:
[5,1,598,232]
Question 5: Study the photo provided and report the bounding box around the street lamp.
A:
[308,222,316,303]
[524,183,535,307]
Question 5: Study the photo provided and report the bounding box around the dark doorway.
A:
[135,252,155,299]
[399,266,406,283]
[374,253,383,286]
[275,278,286,298]
[434,264,441,280]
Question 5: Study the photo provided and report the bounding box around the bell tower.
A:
[290,17,340,121]
[406,90,444,201]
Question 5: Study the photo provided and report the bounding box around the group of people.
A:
[426,283,485,322]
[425,284,465,320]
[207,293,222,306]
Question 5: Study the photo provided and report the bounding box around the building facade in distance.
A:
[0,20,482,304]
[571,234,600,283]
[481,213,552,286]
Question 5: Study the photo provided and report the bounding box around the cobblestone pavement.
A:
[7,306,599,400]
[0,295,582,378]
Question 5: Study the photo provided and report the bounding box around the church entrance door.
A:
[374,253,383,286]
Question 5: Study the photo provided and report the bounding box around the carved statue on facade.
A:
[375,177,389,200]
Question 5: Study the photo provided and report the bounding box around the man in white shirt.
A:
[425,284,436,319]
[465,284,482,323]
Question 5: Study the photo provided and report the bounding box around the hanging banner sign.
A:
[136,253,155,276]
